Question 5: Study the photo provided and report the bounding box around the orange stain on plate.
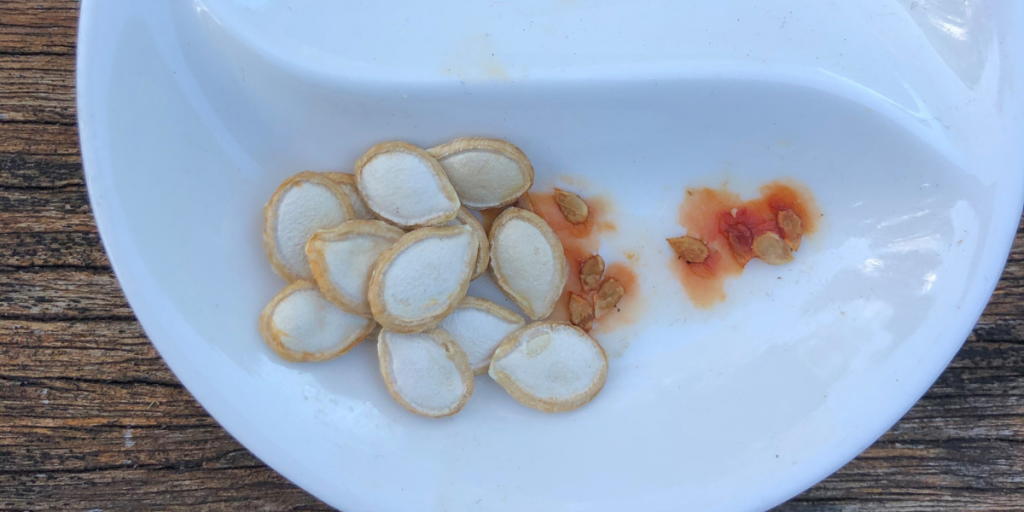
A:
[671,179,819,308]
[530,192,641,331]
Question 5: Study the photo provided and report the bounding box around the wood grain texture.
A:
[0,1,1021,511]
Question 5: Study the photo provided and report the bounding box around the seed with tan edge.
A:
[667,236,709,264]
[377,328,474,418]
[777,209,803,250]
[307,220,404,318]
[354,141,460,229]
[580,254,605,292]
[368,225,478,333]
[263,171,356,282]
[569,293,595,331]
[489,208,569,320]
[594,278,625,317]
[553,188,589,224]
[427,138,535,210]
[488,322,608,413]
[752,232,794,265]
[259,280,376,362]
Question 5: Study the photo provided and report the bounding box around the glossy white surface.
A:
[77,1,1024,511]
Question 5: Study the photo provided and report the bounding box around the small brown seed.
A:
[580,254,605,292]
[594,278,625,317]
[553,188,589,224]
[667,236,709,264]
[777,209,803,250]
[752,232,794,265]
[721,221,754,266]
[569,293,595,331]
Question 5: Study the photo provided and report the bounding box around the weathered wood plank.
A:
[0,467,331,512]
[0,1,79,56]
[0,122,80,158]
[0,267,132,320]
[0,152,84,189]
[0,320,168,382]
[777,496,1024,512]
[0,54,76,125]
[0,375,200,428]
[0,231,108,267]
[0,186,95,233]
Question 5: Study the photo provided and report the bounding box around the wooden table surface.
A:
[2,2,1023,510]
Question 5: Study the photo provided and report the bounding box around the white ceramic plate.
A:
[77,1,1024,511]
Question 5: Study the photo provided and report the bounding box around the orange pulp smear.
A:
[672,179,820,309]
[530,192,643,332]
